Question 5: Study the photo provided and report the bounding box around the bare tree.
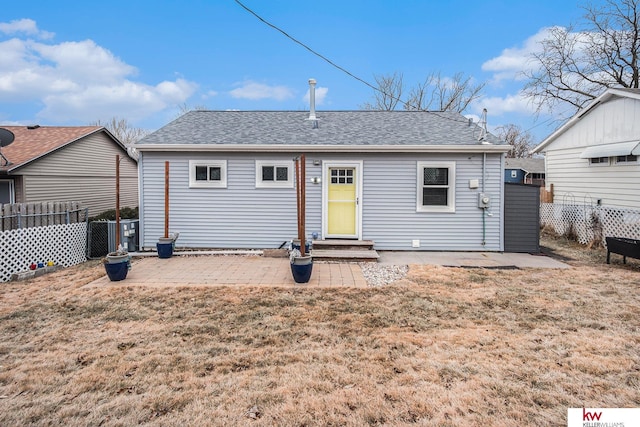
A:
[91,117,149,145]
[360,72,404,111]
[176,102,209,117]
[361,71,485,113]
[495,124,535,158]
[523,0,640,115]
[406,72,486,112]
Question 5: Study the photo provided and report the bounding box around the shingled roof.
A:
[0,126,114,173]
[136,110,508,151]
[504,158,545,173]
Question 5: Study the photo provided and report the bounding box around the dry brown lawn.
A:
[1,233,639,426]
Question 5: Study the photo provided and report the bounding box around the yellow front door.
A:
[327,167,357,236]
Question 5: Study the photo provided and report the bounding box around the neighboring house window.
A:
[0,180,14,204]
[255,160,293,188]
[589,157,609,165]
[189,160,227,188]
[510,170,518,178]
[417,161,455,213]
[616,154,638,164]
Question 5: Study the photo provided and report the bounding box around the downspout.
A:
[482,153,486,246]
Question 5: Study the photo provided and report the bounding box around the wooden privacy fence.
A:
[0,202,87,231]
[540,183,554,203]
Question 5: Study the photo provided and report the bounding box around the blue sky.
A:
[0,0,601,142]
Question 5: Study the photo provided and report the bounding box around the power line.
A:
[233,0,470,124]
[233,1,380,94]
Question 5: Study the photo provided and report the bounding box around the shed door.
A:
[504,183,540,253]
[326,166,359,238]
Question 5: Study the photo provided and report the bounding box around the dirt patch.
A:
[0,236,638,426]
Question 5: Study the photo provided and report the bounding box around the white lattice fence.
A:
[0,222,87,282]
[541,203,640,246]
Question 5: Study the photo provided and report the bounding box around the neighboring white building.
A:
[532,88,640,209]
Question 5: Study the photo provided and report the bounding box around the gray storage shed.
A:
[504,183,540,253]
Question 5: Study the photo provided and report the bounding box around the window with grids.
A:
[330,168,354,184]
[255,161,293,188]
[417,161,455,212]
[616,154,638,164]
[589,157,609,165]
[189,160,227,188]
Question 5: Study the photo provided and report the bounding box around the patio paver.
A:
[85,255,367,289]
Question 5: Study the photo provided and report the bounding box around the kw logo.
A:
[583,408,603,421]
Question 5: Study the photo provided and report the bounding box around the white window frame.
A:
[589,157,610,166]
[615,154,638,164]
[417,161,456,213]
[189,160,227,188]
[255,160,294,188]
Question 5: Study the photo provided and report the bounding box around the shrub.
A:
[89,207,138,221]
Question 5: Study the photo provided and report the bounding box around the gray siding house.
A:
[0,126,138,216]
[134,110,510,251]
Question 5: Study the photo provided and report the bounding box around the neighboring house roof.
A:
[533,88,640,154]
[504,158,545,174]
[0,125,127,173]
[135,110,510,153]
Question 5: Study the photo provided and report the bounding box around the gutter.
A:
[134,144,513,154]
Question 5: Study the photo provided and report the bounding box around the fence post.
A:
[66,209,70,224]
[17,211,21,229]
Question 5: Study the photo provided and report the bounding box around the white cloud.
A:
[482,27,561,82]
[40,79,197,122]
[0,20,196,124]
[473,92,536,117]
[229,81,294,101]
[303,86,328,106]
[0,18,54,39]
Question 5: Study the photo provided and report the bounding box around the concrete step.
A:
[311,249,379,263]
[312,239,375,251]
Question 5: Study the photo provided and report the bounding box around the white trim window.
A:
[589,157,610,166]
[417,161,456,213]
[615,154,638,164]
[256,160,293,188]
[189,160,227,188]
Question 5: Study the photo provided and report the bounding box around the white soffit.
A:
[579,141,640,158]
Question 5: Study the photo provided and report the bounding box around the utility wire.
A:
[233,0,471,124]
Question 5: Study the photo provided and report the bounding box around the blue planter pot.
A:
[292,239,312,253]
[291,256,313,283]
[104,260,129,281]
[157,242,173,259]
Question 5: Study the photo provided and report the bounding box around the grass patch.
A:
[0,235,639,426]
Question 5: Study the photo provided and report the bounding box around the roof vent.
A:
[307,78,319,128]
[478,109,491,144]
[27,124,40,130]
